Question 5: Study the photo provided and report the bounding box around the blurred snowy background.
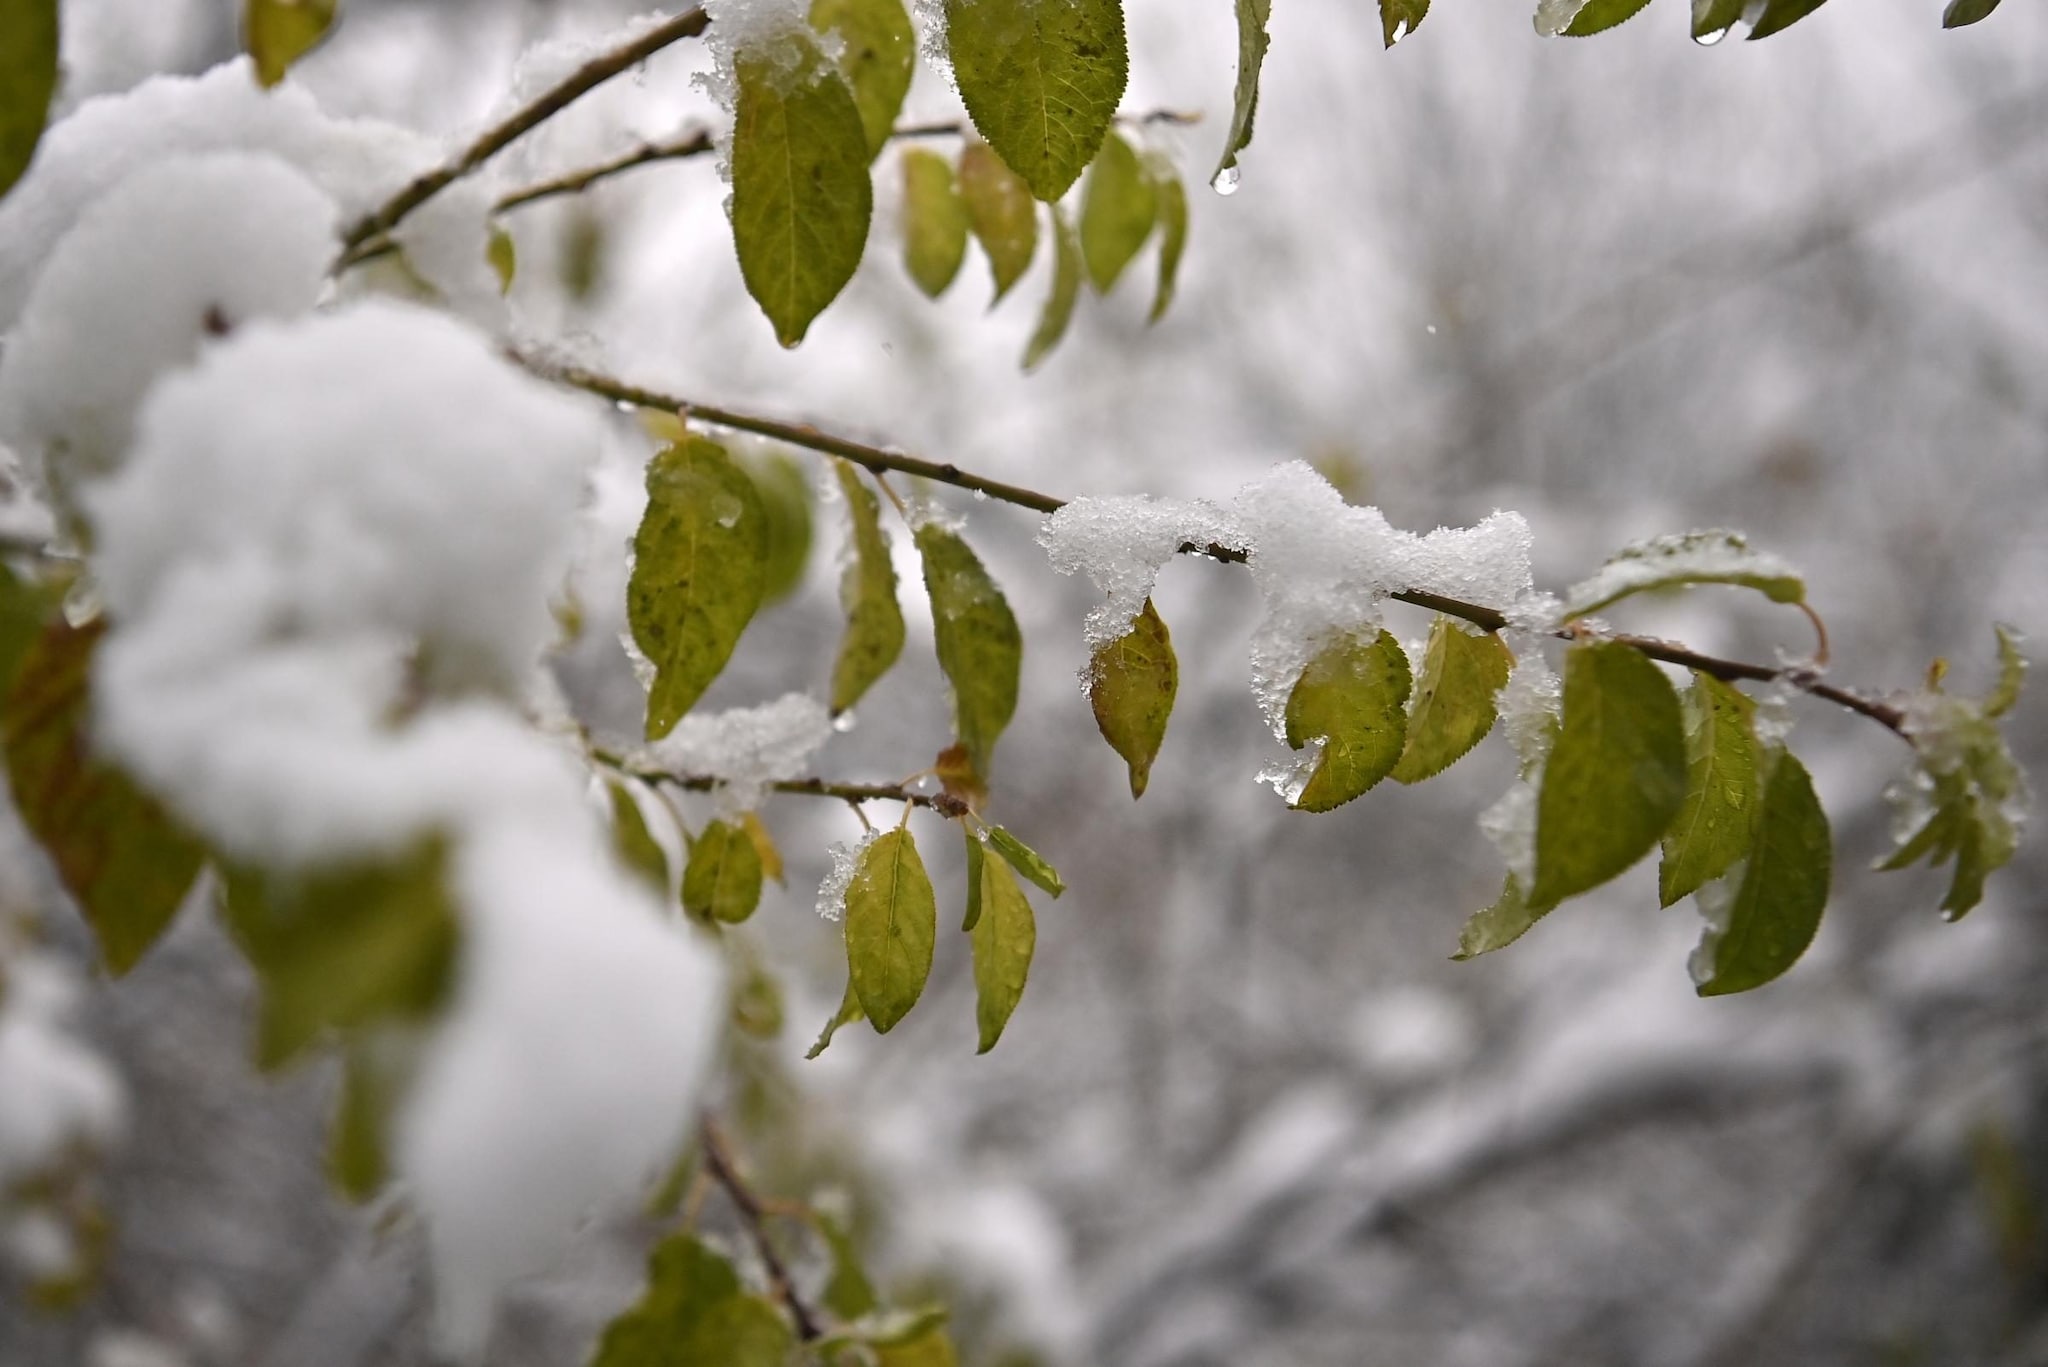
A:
[6,0,2048,1363]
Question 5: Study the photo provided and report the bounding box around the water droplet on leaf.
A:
[1210,164,1241,197]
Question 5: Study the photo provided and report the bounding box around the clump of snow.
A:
[816,831,878,922]
[0,153,338,512]
[696,0,842,129]
[1685,858,1746,987]
[1042,462,1536,737]
[82,300,724,1351]
[1478,654,1562,883]
[0,937,126,1190]
[630,692,834,814]
[910,0,956,90]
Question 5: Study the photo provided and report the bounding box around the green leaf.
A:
[730,35,874,347]
[1022,203,1082,371]
[959,141,1039,301]
[1390,618,1511,785]
[844,828,936,1033]
[1692,749,1831,996]
[1529,641,1686,910]
[1088,598,1177,798]
[1379,0,1429,45]
[1943,0,2001,25]
[1691,0,1745,39]
[742,449,814,606]
[1146,157,1187,324]
[1536,0,1654,36]
[829,461,906,714]
[1986,623,2025,719]
[1451,875,1547,960]
[219,838,459,1069]
[819,1214,879,1320]
[917,525,1022,781]
[1748,0,1829,37]
[1658,672,1759,907]
[2,619,206,977]
[986,825,1064,899]
[683,819,764,924]
[970,847,1036,1052]
[486,225,517,293]
[806,977,866,1059]
[1078,132,1157,295]
[245,0,338,86]
[0,0,58,225]
[608,779,672,895]
[901,147,971,298]
[944,0,1127,202]
[0,562,63,701]
[329,1041,399,1202]
[810,0,915,158]
[1283,629,1412,813]
[593,1233,794,1367]
[962,825,985,931]
[1214,0,1271,188]
[630,437,769,739]
[1561,530,1804,622]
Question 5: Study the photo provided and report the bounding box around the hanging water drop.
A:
[1210,164,1241,197]
[1694,22,1732,43]
[832,710,858,733]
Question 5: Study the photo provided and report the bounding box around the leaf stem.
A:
[539,360,1908,736]
[699,1117,826,1343]
[335,6,711,264]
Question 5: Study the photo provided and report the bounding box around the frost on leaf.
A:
[1877,625,2030,919]
[632,692,833,815]
[1561,529,1804,623]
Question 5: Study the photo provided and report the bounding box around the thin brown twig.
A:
[482,106,1200,218]
[699,1118,825,1342]
[533,356,1911,736]
[592,747,935,809]
[336,6,711,264]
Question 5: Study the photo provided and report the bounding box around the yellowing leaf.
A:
[959,141,1038,301]
[901,147,970,298]
[486,225,517,293]
[986,825,1063,899]
[730,37,873,347]
[1079,132,1157,295]
[0,0,59,199]
[742,810,785,886]
[1215,0,1270,188]
[917,525,1022,781]
[2,619,205,976]
[1529,642,1686,909]
[1692,749,1831,996]
[1390,617,1511,785]
[608,778,672,895]
[944,0,1127,202]
[630,437,768,739]
[1022,203,1082,371]
[810,0,915,158]
[593,1233,794,1367]
[970,849,1035,1052]
[245,0,338,86]
[830,460,905,713]
[218,838,459,1069]
[1283,629,1412,813]
[1089,598,1177,798]
[1658,672,1759,907]
[844,828,936,1032]
[683,819,764,924]
[1146,156,1188,324]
